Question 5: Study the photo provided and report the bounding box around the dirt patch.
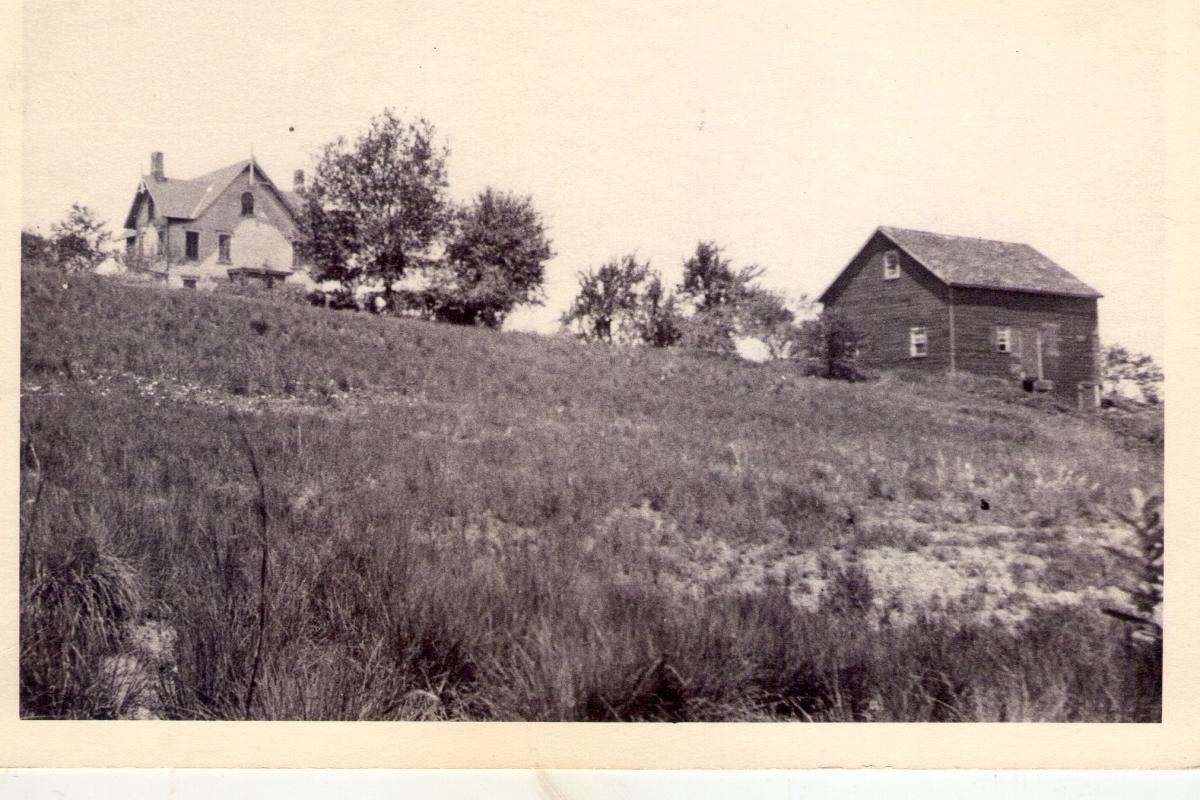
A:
[101,620,177,720]
[593,504,1132,628]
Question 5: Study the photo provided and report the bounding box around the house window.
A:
[995,326,1011,353]
[182,277,197,289]
[291,241,300,267]
[185,231,199,260]
[883,250,900,280]
[909,326,927,358]
[126,237,136,260]
[241,192,254,216]
[218,234,231,264]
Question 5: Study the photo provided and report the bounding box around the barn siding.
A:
[822,231,951,372]
[952,287,1099,396]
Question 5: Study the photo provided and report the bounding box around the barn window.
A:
[218,234,231,264]
[909,326,927,358]
[185,231,199,260]
[995,326,1012,353]
[241,192,254,216]
[883,250,900,280]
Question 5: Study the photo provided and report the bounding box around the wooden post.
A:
[947,286,957,374]
[1035,330,1044,381]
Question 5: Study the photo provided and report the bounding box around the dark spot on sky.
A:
[288,126,295,132]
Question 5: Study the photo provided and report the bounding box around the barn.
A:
[120,151,308,289]
[818,226,1103,408]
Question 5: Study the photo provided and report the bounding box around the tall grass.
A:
[19,268,1163,720]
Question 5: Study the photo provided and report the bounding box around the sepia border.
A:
[1,0,1197,769]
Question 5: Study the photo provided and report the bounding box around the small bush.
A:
[768,483,827,528]
[21,530,144,718]
[822,561,875,617]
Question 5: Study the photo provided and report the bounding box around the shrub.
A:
[21,528,143,718]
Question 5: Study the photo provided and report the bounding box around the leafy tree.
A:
[300,109,451,310]
[677,240,763,312]
[428,188,554,327]
[800,308,863,380]
[676,241,766,352]
[635,273,685,348]
[737,287,797,359]
[1103,345,1164,404]
[561,254,651,343]
[49,204,110,273]
[21,229,54,268]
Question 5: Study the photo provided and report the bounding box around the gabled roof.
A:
[820,226,1102,302]
[123,159,303,228]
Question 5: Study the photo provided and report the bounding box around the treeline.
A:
[561,241,862,376]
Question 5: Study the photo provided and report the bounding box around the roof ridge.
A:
[880,225,1032,248]
[189,158,252,184]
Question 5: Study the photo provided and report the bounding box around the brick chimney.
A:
[293,169,305,193]
[150,151,164,181]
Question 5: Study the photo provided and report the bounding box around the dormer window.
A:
[883,250,900,280]
[241,192,254,216]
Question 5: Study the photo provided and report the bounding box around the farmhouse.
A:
[120,152,307,288]
[819,226,1102,407]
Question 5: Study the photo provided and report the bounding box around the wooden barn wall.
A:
[822,232,951,371]
[951,287,1100,394]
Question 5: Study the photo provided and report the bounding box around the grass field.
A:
[20,267,1163,720]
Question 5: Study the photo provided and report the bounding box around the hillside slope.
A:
[20,268,1163,721]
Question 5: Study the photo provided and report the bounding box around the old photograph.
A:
[18,1,1165,724]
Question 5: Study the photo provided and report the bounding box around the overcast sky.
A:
[22,0,1166,358]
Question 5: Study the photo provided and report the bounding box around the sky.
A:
[21,0,1168,358]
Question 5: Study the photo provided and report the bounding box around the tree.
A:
[676,241,765,353]
[737,287,797,359]
[49,204,110,273]
[635,273,685,348]
[428,188,554,327]
[300,109,451,310]
[21,229,53,269]
[1103,345,1164,404]
[561,255,651,343]
[677,240,763,313]
[799,308,863,380]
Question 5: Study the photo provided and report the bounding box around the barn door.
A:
[1019,328,1043,380]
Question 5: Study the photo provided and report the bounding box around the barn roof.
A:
[124,159,303,228]
[876,226,1101,298]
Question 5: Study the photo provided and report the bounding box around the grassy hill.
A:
[20,267,1163,720]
